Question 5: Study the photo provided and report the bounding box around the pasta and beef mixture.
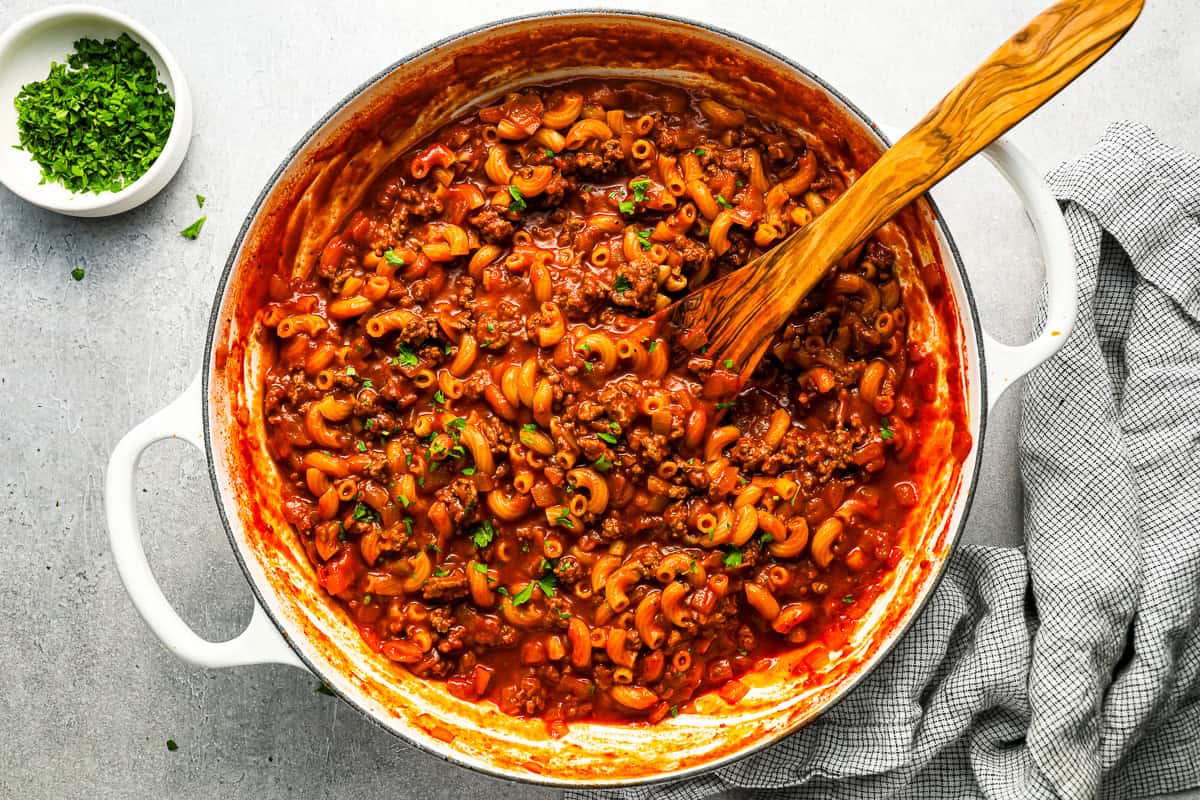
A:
[262,79,951,729]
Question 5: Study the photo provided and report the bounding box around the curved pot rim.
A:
[201,8,987,788]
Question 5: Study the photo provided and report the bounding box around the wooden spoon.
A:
[663,0,1143,381]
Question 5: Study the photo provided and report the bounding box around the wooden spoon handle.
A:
[669,0,1143,368]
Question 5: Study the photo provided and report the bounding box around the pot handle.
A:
[881,128,1076,410]
[105,373,306,671]
[974,137,1076,409]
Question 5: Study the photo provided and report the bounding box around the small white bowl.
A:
[0,5,192,217]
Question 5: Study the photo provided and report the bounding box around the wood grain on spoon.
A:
[664,0,1143,381]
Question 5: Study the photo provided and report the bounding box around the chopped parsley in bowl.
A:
[0,6,192,217]
[14,33,175,194]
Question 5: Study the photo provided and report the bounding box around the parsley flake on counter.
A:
[179,216,206,240]
[71,267,85,281]
[195,194,205,208]
[166,739,179,751]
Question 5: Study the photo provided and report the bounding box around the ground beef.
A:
[570,139,624,179]
[611,260,659,312]
[434,477,479,529]
[561,275,610,319]
[422,572,470,601]
[469,205,515,244]
[592,378,641,428]
[675,235,713,274]
[474,312,511,350]
[554,555,583,584]
[497,675,547,716]
[399,186,443,219]
[862,240,896,270]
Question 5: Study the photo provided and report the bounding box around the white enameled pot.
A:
[105,11,1074,788]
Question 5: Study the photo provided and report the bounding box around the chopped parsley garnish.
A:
[510,582,536,606]
[630,177,650,201]
[669,705,680,718]
[472,562,489,575]
[179,216,206,240]
[694,147,705,156]
[716,194,733,209]
[597,432,618,445]
[723,549,744,568]
[355,441,366,452]
[363,419,375,430]
[396,344,419,368]
[403,517,414,536]
[554,508,574,528]
[843,594,855,604]
[544,147,555,157]
[433,567,450,577]
[688,560,698,574]
[472,520,496,549]
[636,229,653,250]
[361,379,373,389]
[536,575,557,598]
[345,366,357,377]
[557,610,571,620]
[462,467,476,476]
[723,359,734,368]
[446,417,467,434]
[351,503,376,523]
[613,274,632,293]
[71,267,85,281]
[398,494,411,508]
[13,34,176,194]
[715,401,737,410]
[881,417,894,440]
[508,185,527,212]
[432,390,446,405]
[647,341,658,353]
[618,199,635,215]
[383,248,405,266]
[497,586,511,597]
[760,532,774,545]
[166,739,179,751]
[593,455,612,471]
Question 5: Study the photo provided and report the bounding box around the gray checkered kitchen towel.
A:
[573,122,1200,800]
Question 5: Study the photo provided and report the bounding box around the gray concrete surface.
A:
[1,1,1196,798]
